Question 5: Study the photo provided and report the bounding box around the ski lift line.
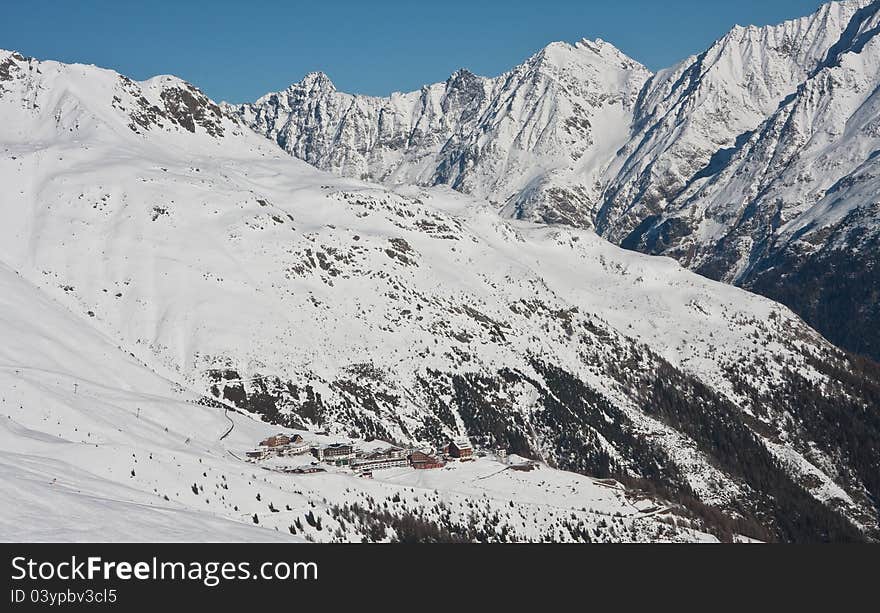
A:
[0,364,241,442]
[0,364,188,404]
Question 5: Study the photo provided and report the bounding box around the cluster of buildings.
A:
[245,432,480,475]
[311,443,446,476]
[244,433,310,460]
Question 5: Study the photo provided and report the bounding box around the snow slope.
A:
[0,49,878,541]
[3,262,713,543]
[0,260,297,542]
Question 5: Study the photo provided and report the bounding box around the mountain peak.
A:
[0,48,27,60]
[0,50,31,82]
[449,67,476,79]
[575,37,619,55]
[445,67,484,90]
[297,71,335,91]
[531,37,648,75]
[712,0,877,51]
[141,73,198,91]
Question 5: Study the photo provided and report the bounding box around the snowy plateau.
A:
[1,1,880,543]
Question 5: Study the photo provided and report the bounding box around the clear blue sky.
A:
[1,0,828,102]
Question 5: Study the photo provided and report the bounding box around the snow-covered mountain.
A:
[224,38,650,228]
[597,0,874,240]
[231,0,880,364]
[600,0,880,362]
[1,48,879,542]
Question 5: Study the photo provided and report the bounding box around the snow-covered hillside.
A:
[0,48,878,542]
[3,262,714,543]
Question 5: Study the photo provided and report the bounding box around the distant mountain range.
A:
[227,0,880,362]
